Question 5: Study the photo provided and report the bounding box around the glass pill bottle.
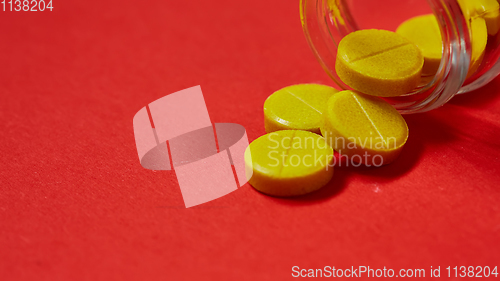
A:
[300,0,500,113]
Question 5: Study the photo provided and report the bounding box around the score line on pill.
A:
[336,29,424,97]
[264,84,339,135]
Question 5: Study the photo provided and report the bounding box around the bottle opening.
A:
[300,0,500,113]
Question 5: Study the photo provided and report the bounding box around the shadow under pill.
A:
[270,168,352,206]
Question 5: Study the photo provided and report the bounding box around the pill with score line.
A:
[264,84,339,135]
[321,90,409,166]
[335,29,424,97]
[459,0,500,36]
[245,130,334,197]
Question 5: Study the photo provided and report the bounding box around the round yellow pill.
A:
[321,90,408,166]
[245,130,334,197]
[396,14,443,76]
[264,84,339,135]
[468,16,488,78]
[459,0,500,36]
[336,29,424,97]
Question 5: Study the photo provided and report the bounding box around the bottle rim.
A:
[300,0,500,114]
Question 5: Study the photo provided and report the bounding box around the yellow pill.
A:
[244,130,334,197]
[396,14,443,76]
[468,16,488,78]
[336,29,424,97]
[321,90,408,166]
[327,0,346,27]
[459,0,500,36]
[264,84,339,135]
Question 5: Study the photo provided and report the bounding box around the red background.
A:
[1,0,499,280]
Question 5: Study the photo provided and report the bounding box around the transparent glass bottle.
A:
[300,0,500,113]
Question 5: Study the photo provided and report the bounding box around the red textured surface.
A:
[1,0,500,280]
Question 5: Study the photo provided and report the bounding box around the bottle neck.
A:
[300,0,490,114]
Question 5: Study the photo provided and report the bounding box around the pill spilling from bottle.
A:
[245,2,500,196]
